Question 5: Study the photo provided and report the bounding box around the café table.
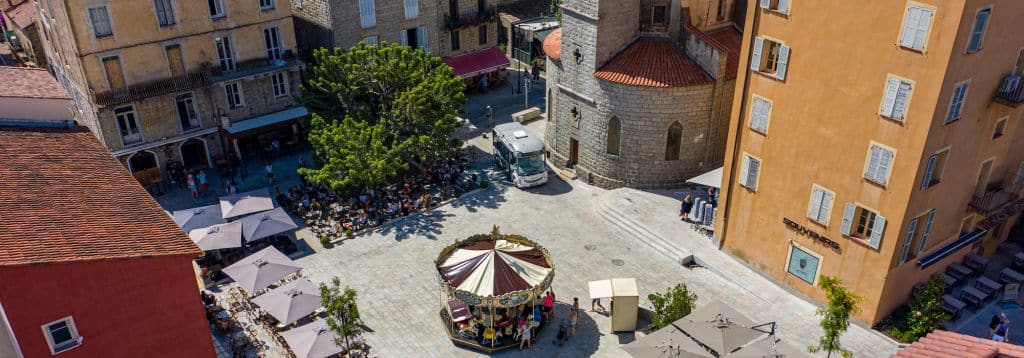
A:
[965,252,989,272]
[941,273,959,288]
[948,263,973,279]
[977,276,1003,295]
[941,294,967,318]
[1000,268,1024,285]
[961,286,987,307]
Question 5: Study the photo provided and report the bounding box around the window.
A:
[739,154,761,190]
[759,0,790,14]
[478,24,487,45]
[259,0,275,11]
[665,122,682,161]
[114,106,142,144]
[807,185,835,225]
[208,0,225,18]
[993,117,1008,139]
[450,30,460,51]
[165,44,186,77]
[215,36,235,71]
[717,0,729,20]
[359,0,376,28]
[477,0,485,14]
[840,203,886,249]
[402,28,418,48]
[154,0,175,26]
[967,8,991,53]
[880,76,912,121]
[960,215,976,236]
[898,209,935,265]
[418,26,429,52]
[88,6,113,38]
[864,143,895,185]
[750,37,790,80]
[975,159,994,197]
[41,317,80,354]
[899,5,934,51]
[607,116,621,155]
[364,36,378,46]
[264,26,282,60]
[749,96,771,133]
[653,6,667,25]
[921,148,948,189]
[945,81,969,123]
[225,82,244,108]
[175,93,200,131]
[786,245,820,285]
[102,56,125,91]
[404,0,418,19]
[271,72,288,98]
[449,0,458,18]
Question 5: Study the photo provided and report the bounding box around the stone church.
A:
[543,0,745,188]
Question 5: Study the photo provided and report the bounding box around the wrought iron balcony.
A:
[969,186,1019,215]
[211,51,302,83]
[444,9,496,31]
[994,74,1024,107]
[94,64,213,107]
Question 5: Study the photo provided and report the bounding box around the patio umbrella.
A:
[674,315,766,356]
[240,207,298,242]
[173,204,226,232]
[220,188,274,219]
[726,336,801,357]
[621,324,713,358]
[281,320,344,358]
[188,221,243,251]
[223,246,301,293]
[252,278,321,326]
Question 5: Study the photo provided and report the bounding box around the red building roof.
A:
[594,38,713,88]
[6,1,37,29]
[894,330,1024,358]
[684,24,743,81]
[0,126,201,266]
[543,28,562,62]
[0,66,71,100]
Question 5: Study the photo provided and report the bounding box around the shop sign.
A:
[787,245,820,284]
[783,217,841,252]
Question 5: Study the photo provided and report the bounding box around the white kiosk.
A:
[589,278,639,332]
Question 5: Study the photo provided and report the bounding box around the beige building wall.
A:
[717,0,1024,323]
[437,0,499,57]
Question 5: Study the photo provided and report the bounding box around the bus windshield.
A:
[516,153,545,176]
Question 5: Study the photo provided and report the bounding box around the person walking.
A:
[993,314,1011,342]
[991,313,1003,337]
[681,194,694,222]
[265,162,274,185]
[518,322,531,350]
[591,297,606,312]
[487,105,495,129]
[187,173,198,199]
[569,298,579,338]
[197,170,209,196]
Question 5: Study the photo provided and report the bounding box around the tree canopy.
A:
[301,42,466,191]
[809,275,862,358]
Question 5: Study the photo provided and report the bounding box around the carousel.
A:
[435,229,555,352]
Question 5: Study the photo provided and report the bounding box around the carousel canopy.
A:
[439,239,552,297]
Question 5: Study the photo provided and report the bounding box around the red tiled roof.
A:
[685,24,743,81]
[543,28,562,62]
[0,126,201,266]
[594,38,712,88]
[894,330,1024,358]
[6,1,37,29]
[0,66,71,100]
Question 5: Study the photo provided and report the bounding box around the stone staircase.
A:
[596,188,693,266]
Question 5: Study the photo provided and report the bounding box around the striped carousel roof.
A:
[438,239,553,297]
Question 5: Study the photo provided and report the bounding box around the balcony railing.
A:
[211,51,301,83]
[994,74,1024,107]
[94,65,213,107]
[444,9,496,31]
[969,187,1019,215]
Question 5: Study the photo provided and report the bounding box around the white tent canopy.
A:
[685,167,723,188]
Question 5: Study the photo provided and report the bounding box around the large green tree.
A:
[647,283,698,331]
[809,275,862,358]
[301,42,466,191]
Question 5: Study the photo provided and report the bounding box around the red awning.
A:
[443,47,510,79]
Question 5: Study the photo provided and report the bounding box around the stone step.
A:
[596,192,693,266]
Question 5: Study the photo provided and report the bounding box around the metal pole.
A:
[524,78,529,109]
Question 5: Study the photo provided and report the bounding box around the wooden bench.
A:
[941,273,959,288]
[942,295,967,318]
[961,286,987,307]
[964,252,989,273]
[947,263,973,281]
[977,276,1003,296]
[1000,268,1024,285]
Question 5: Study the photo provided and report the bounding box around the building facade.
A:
[1,0,46,67]
[542,0,742,189]
[717,0,1024,323]
[36,0,305,185]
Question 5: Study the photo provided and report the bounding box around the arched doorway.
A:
[127,151,161,186]
[180,138,210,169]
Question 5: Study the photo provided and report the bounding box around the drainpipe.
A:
[701,65,717,168]
[717,3,760,250]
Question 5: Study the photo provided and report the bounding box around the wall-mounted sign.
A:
[787,245,820,285]
[783,217,841,252]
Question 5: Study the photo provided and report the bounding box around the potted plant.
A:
[345,229,354,238]
[319,235,331,248]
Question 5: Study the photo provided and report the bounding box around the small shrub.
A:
[345,229,354,237]
[890,275,948,343]
[647,283,698,331]
[320,235,331,247]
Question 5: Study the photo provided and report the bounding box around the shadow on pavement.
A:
[375,208,455,241]
[523,174,573,196]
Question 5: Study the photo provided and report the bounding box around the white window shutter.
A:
[877,148,893,184]
[899,218,918,265]
[840,203,856,236]
[399,30,408,46]
[759,0,770,9]
[865,146,880,181]
[775,44,790,80]
[758,99,771,131]
[820,191,834,222]
[750,37,764,72]
[749,99,760,129]
[880,78,900,117]
[417,26,429,52]
[808,188,823,220]
[739,156,750,187]
[359,0,376,28]
[892,81,911,119]
[404,0,419,20]
[913,8,933,50]
[747,158,760,190]
[869,214,886,249]
[900,7,920,48]
[968,9,989,52]
[921,154,937,189]
[777,0,790,14]
[918,209,935,254]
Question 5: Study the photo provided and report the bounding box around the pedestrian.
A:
[543,289,555,321]
[991,313,1003,337]
[487,105,494,130]
[569,309,578,338]
[681,194,694,222]
[226,180,238,195]
[197,170,209,196]
[518,321,531,350]
[187,173,198,199]
[479,75,489,94]
[271,139,281,158]
[531,63,541,83]
[592,297,606,312]
[993,314,1010,342]
[265,162,274,184]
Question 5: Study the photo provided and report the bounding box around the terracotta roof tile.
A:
[685,24,743,81]
[594,38,713,88]
[543,28,562,62]
[893,330,1024,358]
[6,1,37,29]
[0,126,201,266]
[0,66,71,100]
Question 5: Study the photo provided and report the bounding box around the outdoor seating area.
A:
[683,167,722,238]
[923,244,1024,323]
[276,158,476,241]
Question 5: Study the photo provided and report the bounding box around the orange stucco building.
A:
[717,0,1024,323]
